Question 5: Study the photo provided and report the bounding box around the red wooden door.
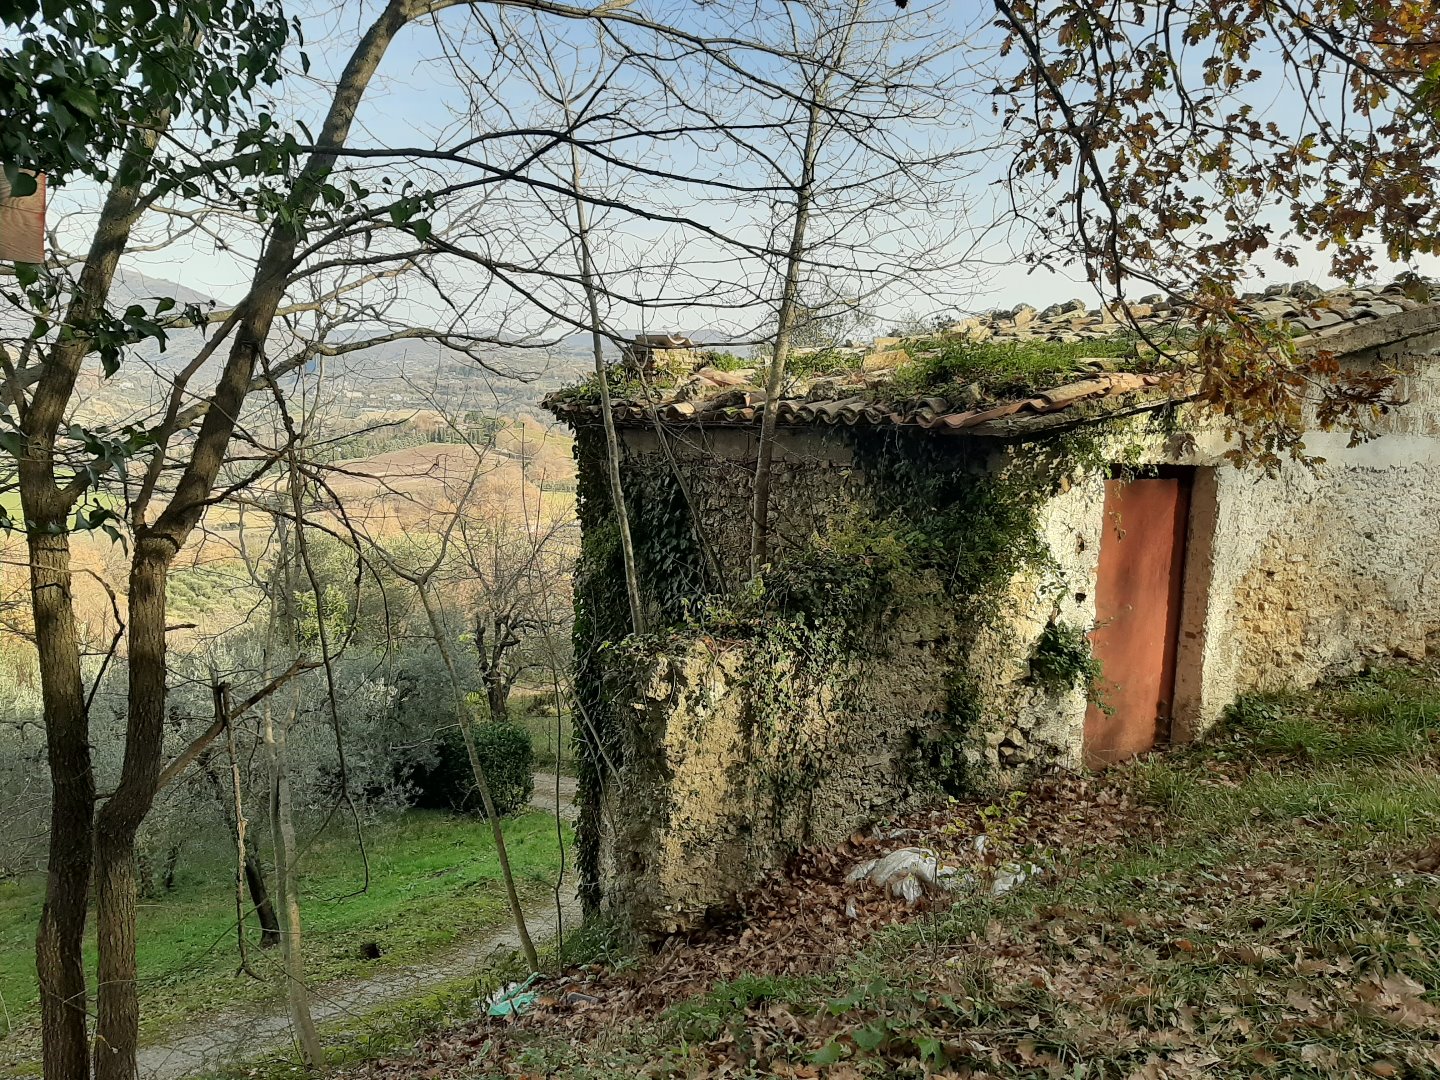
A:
[1084,474,1190,768]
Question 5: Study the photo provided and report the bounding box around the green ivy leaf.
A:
[851,1022,889,1051]
[809,1041,847,1065]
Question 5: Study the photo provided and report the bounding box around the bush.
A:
[1030,620,1102,692]
[411,721,535,817]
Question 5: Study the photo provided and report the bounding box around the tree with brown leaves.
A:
[987,0,1440,467]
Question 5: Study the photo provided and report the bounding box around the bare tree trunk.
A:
[265,690,324,1067]
[244,855,282,948]
[204,751,282,950]
[28,529,92,1080]
[486,679,510,723]
[86,8,417,1073]
[266,517,324,1065]
[218,680,282,968]
[416,588,540,972]
[161,843,182,893]
[93,540,173,1080]
[548,658,569,953]
[750,99,823,576]
[25,112,163,1080]
[217,682,253,973]
[567,140,646,635]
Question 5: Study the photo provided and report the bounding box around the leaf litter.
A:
[338,666,1440,1079]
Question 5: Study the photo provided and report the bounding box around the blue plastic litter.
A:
[486,972,540,1017]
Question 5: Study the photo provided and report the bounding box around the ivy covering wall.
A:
[569,421,1113,915]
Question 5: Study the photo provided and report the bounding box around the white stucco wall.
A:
[1173,429,1440,736]
[1003,350,1440,748]
[1172,351,1440,736]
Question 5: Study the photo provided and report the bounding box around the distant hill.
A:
[112,268,222,309]
[67,273,744,417]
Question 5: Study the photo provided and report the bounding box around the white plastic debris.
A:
[990,861,1044,896]
[484,973,539,1017]
[845,846,969,906]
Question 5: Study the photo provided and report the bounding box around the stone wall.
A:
[964,475,1107,770]
[575,350,1440,929]
[593,614,961,932]
[577,425,1103,931]
[613,424,1089,774]
[615,426,867,588]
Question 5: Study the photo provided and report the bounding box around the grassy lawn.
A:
[345,662,1440,1079]
[513,701,575,774]
[0,809,569,1069]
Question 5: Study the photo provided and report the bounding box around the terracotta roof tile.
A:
[544,282,1440,436]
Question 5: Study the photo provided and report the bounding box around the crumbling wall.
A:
[573,423,1105,930]
[594,620,959,932]
[964,475,1107,770]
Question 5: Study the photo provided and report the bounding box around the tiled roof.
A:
[957,279,1440,347]
[551,371,1170,436]
[544,281,1440,437]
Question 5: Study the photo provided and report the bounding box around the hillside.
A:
[272,663,1440,1080]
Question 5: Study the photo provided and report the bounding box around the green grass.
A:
[890,334,1150,398]
[415,661,1440,1079]
[206,915,652,1080]
[0,809,569,1063]
[18,665,1439,1079]
[514,703,575,772]
[206,940,543,1080]
[696,350,753,373]
[784,347,858,378]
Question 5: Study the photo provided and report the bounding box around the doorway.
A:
[1083,469,1192,768]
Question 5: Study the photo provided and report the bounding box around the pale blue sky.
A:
[73,0,1440,339]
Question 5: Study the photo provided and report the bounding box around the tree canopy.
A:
[0,0,290,193]
[988,0,1440,465]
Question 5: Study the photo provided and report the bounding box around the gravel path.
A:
[528,770,578,820]
[134,775,580,1080]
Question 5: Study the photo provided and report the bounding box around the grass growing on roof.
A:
[890,334,1150,398]
[783,347,857,379]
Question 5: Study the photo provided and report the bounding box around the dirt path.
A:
[135,776,580,1080]
[528,771,578,820]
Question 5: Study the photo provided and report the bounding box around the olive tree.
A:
[0,2,993,1074]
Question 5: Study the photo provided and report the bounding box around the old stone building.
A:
[546,289,1440,933]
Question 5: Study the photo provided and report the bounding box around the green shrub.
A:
[1029,621,1102,692]
[411,722,535,817]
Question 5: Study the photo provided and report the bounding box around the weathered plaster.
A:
[581,350,1440,929]
[595,629,957,931]
[1169,353,1440,734]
